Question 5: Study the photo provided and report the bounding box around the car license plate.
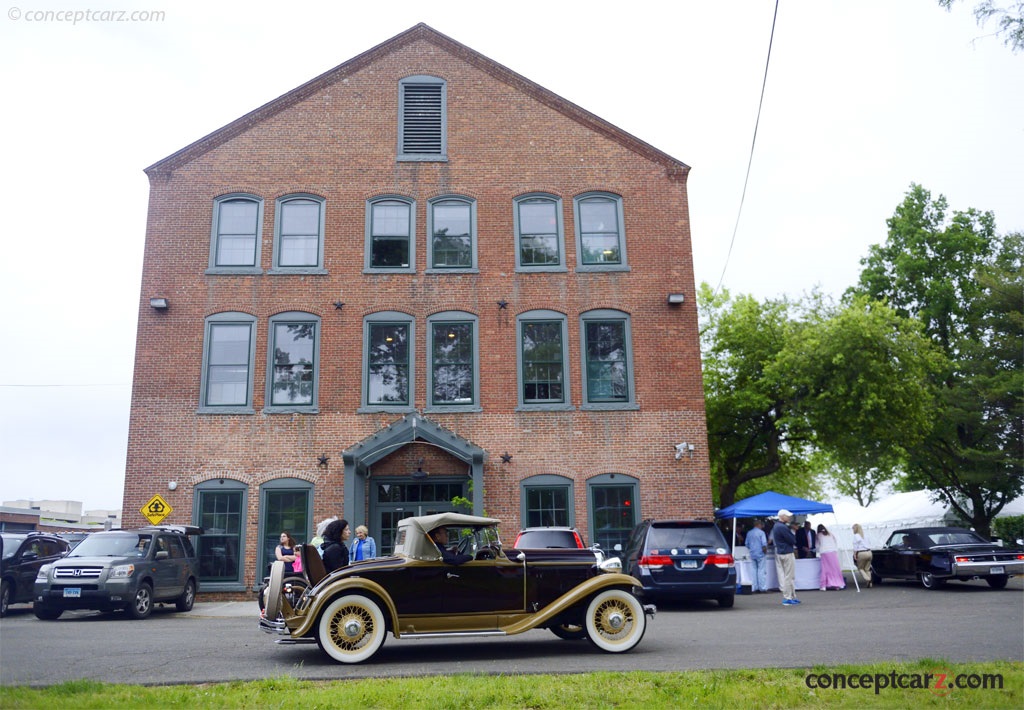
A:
[991,566,1004,574]
[680,560,699,569]
[63,588,81,598]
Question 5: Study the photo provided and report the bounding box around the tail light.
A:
[572,531,585,548]
[1016,554,1024,561]
[955,556,970,563]
[705,554,734,568]
[639,554,673,570]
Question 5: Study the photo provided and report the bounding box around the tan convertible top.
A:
[395,513,501,561]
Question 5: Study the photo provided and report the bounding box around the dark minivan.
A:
[622,520,736,608]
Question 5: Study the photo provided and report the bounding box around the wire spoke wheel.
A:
[584,589,646,653]
[316,594,386,664]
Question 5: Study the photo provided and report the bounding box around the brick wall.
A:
[126,30,712,591]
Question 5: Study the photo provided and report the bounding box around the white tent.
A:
[808,490,1024,551]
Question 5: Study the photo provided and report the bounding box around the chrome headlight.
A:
[110,564,135,578]
[598,556,622,573]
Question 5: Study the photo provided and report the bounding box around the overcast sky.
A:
[1,1,1021,511]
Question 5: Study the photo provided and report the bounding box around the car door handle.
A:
[446,573,460,579]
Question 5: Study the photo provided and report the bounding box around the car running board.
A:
[399,630,508,639]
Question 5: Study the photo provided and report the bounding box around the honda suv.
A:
[622,520,736,608]
[34,525,201,620]
[1,532,70,616]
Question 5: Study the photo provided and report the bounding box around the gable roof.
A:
[145,23,688,176]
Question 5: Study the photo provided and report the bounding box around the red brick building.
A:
[125,24,712,594]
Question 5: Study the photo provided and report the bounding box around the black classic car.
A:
[870,526,1024,589]
[259,513,654,663]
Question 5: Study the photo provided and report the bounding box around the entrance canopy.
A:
[342,413,487,523]
[715,491,834,519]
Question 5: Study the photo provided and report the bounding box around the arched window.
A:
[272,194,325,271]
[574,192,628,271]
[199,312,256,413]
[208,194,263,273]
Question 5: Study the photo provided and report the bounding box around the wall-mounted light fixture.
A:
[167,481,178,491]
[674,442,695,459]
[150,297,169,310]
[411,458,428,480]
[667,293,685,306]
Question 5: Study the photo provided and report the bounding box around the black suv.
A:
[1,532,70,616]
[34,525,201,620]
[622,520,737,608]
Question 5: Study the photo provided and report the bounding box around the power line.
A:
[714,0,780,296]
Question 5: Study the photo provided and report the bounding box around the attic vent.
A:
[399,76,447,161]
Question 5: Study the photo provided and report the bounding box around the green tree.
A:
[700,285,939,508]
[939,0,1024,53]
[851,185,1023,536]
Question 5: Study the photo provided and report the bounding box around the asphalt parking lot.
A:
[2,575,1021,685]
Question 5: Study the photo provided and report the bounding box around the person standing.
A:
[275,531,297,574]
[852,523,873,587]
[771,510,800,605]
[796,521,817,559]
[349,525,377,561]
[310,516,337,558]
[744,520,769,593]
[816,524,845,590]
[321,519,351,573]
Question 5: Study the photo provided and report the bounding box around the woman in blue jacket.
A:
[349,525,377,561]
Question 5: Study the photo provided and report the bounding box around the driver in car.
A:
[429,526,473,565]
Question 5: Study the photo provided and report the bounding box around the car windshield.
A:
[926,530,987,546]
[69,533,153,558]
[648,525,723,550]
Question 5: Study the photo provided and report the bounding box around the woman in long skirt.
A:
[816,524,845,590]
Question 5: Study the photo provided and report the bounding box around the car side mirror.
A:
[21,551,39,562]
[155,550,170,560]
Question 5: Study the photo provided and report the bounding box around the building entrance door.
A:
[372,479,467,556]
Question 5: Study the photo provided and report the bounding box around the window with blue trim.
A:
[363,312,414,410]
[209,194,263,273]
[366,197,415,272]
[199,312,256,413]
[580,310,637,409]
[517,311,571,410]
[428,312,479,409]
[515,194,565,270]
[574,192,628,270]
[428,197,476,270]
[273,195,324,270]
[266,312,320,411]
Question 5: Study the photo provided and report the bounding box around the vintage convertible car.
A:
[870,526,1024,589]
[259,513,654,663]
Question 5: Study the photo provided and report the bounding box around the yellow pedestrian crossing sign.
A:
[141,494,173,525]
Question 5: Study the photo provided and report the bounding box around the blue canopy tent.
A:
[715,491,834,520]
[715,491,860,592]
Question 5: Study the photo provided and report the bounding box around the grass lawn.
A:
[1,661,1020,709]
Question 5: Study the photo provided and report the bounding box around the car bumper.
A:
[635,572,737,599]
[35,581,138,610]
[950,560,1023,577]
